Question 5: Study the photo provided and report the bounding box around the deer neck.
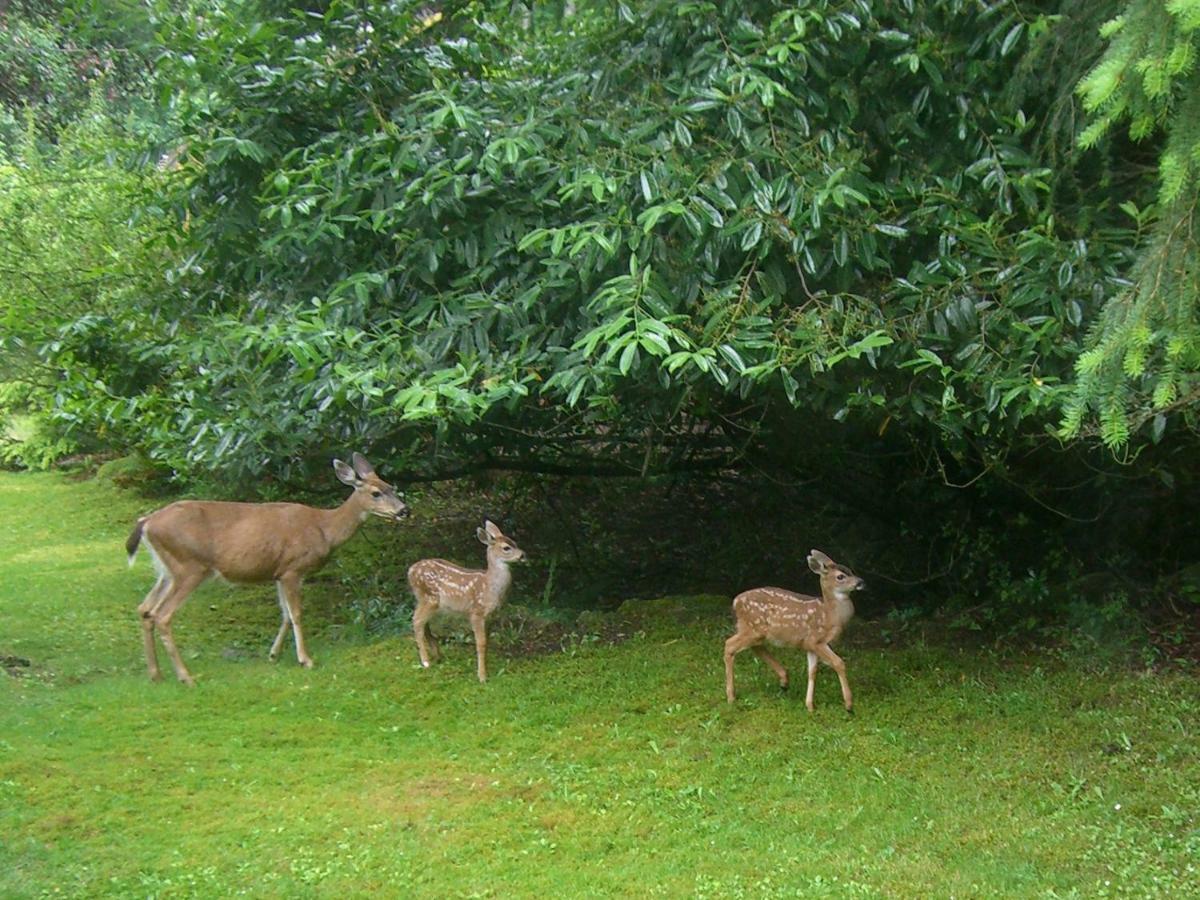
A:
[822,588,856,629]
[320,493,370,549]
[484,557,513,606]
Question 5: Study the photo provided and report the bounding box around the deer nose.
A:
[395,507,410,520]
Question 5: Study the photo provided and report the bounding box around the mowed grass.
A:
[1,472,1197,898]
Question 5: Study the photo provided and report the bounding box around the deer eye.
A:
[836,573,846,580]
[502,544,512,551]
[371,489,382,498]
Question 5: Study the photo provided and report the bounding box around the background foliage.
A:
[1,0,1199,633]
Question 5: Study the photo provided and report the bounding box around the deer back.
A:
[141,501,341,582]
[733,550,864,649]
[408,520,524,616]
[137,453,407,584]
[733,587,836,648]
[407,559,489,614]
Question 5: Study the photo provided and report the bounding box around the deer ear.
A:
[350,452,376,479]
[333,458,359,486]
[476,526,491,545]
[808,550,831,573]
[483,519,502,539]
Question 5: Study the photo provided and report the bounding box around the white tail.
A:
[724,549,864,711]
[126,452,408,685]
[408,519,525,683]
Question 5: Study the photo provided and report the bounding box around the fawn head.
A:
[807,549,864,598]
[477,519,526,563]
[333,452,409,522]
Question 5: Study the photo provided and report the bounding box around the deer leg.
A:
[752,646,789,691]
[413,601,436,668]
[137,574,171,681]
[277,574,312,668]
[423,623,441,662]
[805,651,819,711]
[470,611,489,683]
[723,629,759,703]
[149,570,207,687]
[813,643,852,712]
[269,582,293,662]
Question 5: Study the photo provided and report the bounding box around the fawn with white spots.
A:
[126,453,408,685]
[724,549,864,710]
[408,520,526,682]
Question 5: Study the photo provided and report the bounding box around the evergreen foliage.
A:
[1063,0,1200,447]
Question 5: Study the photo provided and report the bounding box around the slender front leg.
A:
[470,611,489,683]
[277,574,312,668]
[813,643,852,711]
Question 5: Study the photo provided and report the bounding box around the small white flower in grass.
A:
[1114,803,1121,811]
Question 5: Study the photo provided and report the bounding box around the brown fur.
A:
[129,453,407,685]
[409,520,525,683]
[724,549,864,711]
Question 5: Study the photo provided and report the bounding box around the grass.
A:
[1,470,1197,898]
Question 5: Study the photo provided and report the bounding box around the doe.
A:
[126,453,408,685]
[408,520,525,682]
[724,549,864,710]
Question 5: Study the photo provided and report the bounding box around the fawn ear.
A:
[350,452,376,479]
[808,550,832,573]
[333,458,359,486]
[477,526,492,545]
[484,519,503,538]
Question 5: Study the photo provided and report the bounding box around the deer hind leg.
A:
[412,599,437,668]
[269,582,293,662]
[752,646,789,691]
[148,568,207,687]
[423,622,441,662]
[723,627,760,704]
[470,611,489,683]
[276,574,312,668]
[805,651,819,711]
[137,573,172,681]
[813,643,852,712]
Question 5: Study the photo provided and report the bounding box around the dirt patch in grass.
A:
[1147,605,1200,666]
[351,767,502,825]
[416,606,638,661]
[2,654,33,676]
[495,612,635,658]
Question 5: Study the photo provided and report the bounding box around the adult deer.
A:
[724,549,864,711]
[126,453,408,685]
[408,520,525,683]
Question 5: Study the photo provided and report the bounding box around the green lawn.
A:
[1,471,1196,898]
